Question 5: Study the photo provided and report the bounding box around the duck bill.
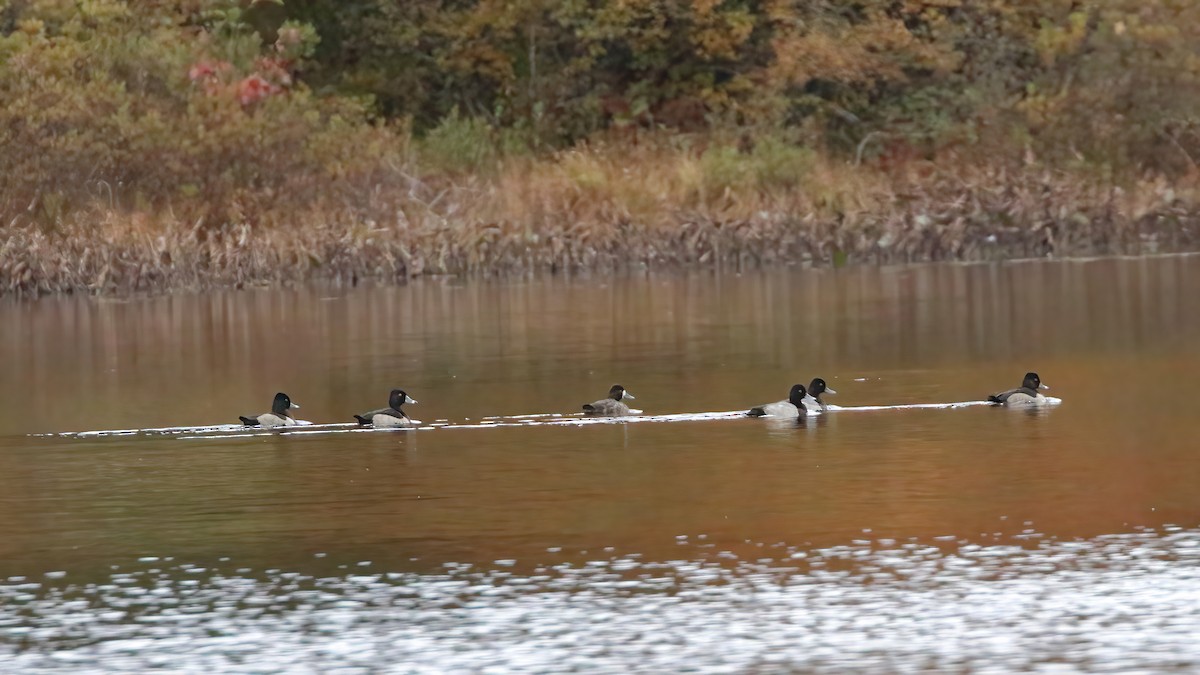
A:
[1039,384,1050,390]
[405,396,418,405]
[622,392,636,400]
[290,403,300,409]
[825,387,837,395]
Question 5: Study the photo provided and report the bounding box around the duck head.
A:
[808,378,836,396]
[389,389,418,408]
[271,392,298,415]
[608,384,634,401]
[1022,372,1049,390]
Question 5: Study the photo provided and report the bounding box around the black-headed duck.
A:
[988,372,1050,407]
[354,389,418,427]
[582,384,637,416]
[240,392,299,428]
[747,384,808,418]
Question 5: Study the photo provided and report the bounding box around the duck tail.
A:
[746,407,767,417]
[353,414,371,425]
[239,416,258,426]
[986,394,1002,404]
[581,404,596,414]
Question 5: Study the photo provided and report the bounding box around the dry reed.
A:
[2,144,1198,298]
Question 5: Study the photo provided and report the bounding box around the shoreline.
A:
[5,164,1200,298]
[2,222,1195,299]
[7,250,1200,306]
[6,1,1200,299]
[2,220,1190,296]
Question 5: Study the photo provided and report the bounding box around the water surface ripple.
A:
[3,528,1199,672]
[1,256,1199,672]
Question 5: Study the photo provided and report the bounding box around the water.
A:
[1,256,1199,671]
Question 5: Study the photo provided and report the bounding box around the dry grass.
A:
[3,141,1199,297]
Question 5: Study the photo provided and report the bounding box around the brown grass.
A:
[3,142,1199,297]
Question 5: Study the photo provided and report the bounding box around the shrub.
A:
[0,0,398,227]
[416,108,499,175]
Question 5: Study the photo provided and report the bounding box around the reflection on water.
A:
[2,254,1198,435]
[1,255,1199,670]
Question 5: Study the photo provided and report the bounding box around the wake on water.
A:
[32,397,1063,441]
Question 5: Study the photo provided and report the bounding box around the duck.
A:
[239,392,299,428]
[987,372,1050,407]
[747,384,808,418]
[582,384,637,416]
[803,378,837,411]
[354,389,418,427]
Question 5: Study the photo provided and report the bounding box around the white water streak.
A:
[35,398,1061,441]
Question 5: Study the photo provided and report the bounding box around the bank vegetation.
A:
[2,0,1199,295]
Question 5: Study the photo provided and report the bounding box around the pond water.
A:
[1,255,1199,672]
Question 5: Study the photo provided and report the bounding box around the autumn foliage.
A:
[0,0,389,225]
[290,0,1200,171]
[2,0,1200,294]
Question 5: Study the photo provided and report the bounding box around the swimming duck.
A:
[354,389,418,427]
[582,384,637,416]
[803,378,837,411]
[747,384,808,418]
[987,372,1050,406]
[239,392,299,428]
